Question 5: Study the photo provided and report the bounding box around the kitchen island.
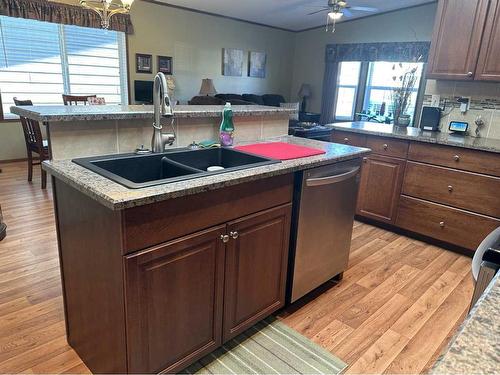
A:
[43,135,370,373]
[10,104,295,160]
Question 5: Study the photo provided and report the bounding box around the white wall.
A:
[127,1,295,103]
[289,3,438,112]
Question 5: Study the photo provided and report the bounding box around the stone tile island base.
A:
[48,114,290,160]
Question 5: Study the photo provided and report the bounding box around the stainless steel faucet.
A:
[152,72,176,153]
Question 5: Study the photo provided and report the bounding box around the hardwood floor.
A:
[0,161,473,374]
[278,222,474,374]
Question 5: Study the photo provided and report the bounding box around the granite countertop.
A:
[329,121,500,154]
[432,273,499,374]
[9,104,296,122]
[42,136,370,210]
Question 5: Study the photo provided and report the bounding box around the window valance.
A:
[0,0,133,34]
[325,41,430,63]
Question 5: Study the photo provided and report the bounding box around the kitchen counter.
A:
[9,104,295,122]
[432,273,500,374]
[43,136,370,210]
[329,121,500,153]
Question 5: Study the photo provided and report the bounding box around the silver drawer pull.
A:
[448,185,453,192]
[343,137,349,142]
[230,231,239,240]
[220,234,229,243]
[383,143,388,150]
[439,221,446,228]
[453,155,460,161]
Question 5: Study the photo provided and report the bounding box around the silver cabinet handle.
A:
[439,221,445,228]
[343,137,349,142]
[306,167,360,187]
[220,234,229,243]
[453,155,460,161]
[448,185,453,192]
[230,231,239,239]
[467,71,473,77]
[383,143,388,150]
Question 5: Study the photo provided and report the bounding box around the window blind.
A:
[0,15,128,119]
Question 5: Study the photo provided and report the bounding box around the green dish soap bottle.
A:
[219,102,235,147]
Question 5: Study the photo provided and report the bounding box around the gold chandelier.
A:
[80,0,134,29]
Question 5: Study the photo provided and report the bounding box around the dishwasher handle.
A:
[305,166,360,187]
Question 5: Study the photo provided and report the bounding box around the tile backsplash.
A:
[424,79,500,139]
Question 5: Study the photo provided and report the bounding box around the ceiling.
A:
[152,0,435,32]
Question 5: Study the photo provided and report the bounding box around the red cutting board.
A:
[234,142,325,160]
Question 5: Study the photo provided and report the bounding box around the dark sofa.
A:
[188,93,287,107]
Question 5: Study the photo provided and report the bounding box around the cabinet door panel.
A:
[356,155,406,224]
[125,226,226,374]
[427,0,489,80]
[223,204,291,342]
[476,0,500,81]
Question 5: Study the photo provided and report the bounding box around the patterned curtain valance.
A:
[325,41,430,63]
[0,0,134,34]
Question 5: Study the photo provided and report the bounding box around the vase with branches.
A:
[391,63,419,127]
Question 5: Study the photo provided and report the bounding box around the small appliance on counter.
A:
[449,121,469,135]
[470,227,500,311]
[419,106,442,131]
[287,158,362,303]
[289,122,333,142]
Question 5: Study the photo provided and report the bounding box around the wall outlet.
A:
[431,94,441,107]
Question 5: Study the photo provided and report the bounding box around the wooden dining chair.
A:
[62,94,97,105]
[13,98,49,189]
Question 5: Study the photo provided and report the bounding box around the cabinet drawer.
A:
[408,142,500,177]
[332,130,367,147]
[366,136,409,158]
[403,162,500,217]
[397,196,500,251]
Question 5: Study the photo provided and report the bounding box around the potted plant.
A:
[391,63,419,127]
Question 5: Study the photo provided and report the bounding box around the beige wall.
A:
[290,3,438,113]
[127,1,295,103]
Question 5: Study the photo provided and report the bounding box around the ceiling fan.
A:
[307,0,378,32]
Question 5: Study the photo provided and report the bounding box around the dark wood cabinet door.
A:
[476,0,500,81]
[223,204,291,342]
[356,155,406,224]
[427,0,490,80]
[125,226,226,374]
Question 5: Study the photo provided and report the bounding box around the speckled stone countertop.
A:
[42,136,370,210]
[329,121,500,153]
[432,273,499,374]
[9,104,295,122]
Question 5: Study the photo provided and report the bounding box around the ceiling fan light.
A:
[328,11,343,20]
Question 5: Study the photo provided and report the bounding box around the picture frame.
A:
[136,53,152,74]
[248,51,267,78]
[222,48,244,76]
[157,56,173,75]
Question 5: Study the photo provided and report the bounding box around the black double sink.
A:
[73,147,280,189]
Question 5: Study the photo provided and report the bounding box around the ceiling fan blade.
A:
[349,6,378,12]
[308,8,330,15]
[343,8,353,17]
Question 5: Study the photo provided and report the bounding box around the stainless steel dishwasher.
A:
[288,158,362,303]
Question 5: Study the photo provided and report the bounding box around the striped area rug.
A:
[182,317,347,374]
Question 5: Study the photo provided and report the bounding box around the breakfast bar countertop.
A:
[431,273,500,374]
[42,136,370,210]
[328,121,500,153]
[9,104,296,122]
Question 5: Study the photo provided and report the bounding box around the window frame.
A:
[333,61,426,126]
[0,17,129,121]
[333,61,362,122]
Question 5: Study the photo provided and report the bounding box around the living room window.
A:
[334,61,425,124]
[0,15,128,120]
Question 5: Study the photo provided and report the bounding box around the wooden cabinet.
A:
[331,130,367,147]
[476,0,500,80]
[223,204,291,342]
[365,137,409,159]
[427,0,490,80]
[356,155,406,224]
[125,226,226,373]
